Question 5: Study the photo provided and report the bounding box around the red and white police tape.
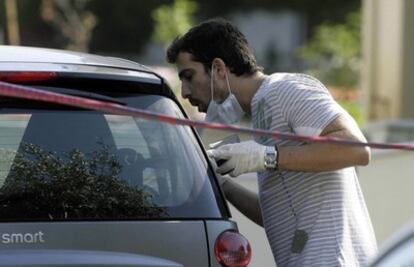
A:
[0,80,413,151]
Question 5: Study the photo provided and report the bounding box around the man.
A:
[166,18,377,266]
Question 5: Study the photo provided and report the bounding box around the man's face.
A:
[176,52,211,113]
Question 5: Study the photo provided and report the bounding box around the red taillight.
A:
[0,72,58,83]
[214,230,252,267]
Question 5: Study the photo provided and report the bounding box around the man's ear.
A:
[212,58,228,79]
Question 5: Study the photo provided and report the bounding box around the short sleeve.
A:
[277,75,345,136]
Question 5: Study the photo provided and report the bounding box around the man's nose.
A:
[181,84,191,99]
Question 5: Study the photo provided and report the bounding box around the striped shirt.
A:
[251,73,377,266]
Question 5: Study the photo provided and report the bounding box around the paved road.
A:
[225,173,276,267]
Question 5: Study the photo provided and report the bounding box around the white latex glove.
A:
[207,140,266,177]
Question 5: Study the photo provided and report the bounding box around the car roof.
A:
[0,45,182,96]
[0,45,152,72]
[0,45,168,84]
[0,45,180,100]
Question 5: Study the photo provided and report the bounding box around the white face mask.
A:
[205,64,245,124]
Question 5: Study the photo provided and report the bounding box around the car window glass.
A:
[0,94,221,221]
[106,114,194,206]
[0,115,30,186]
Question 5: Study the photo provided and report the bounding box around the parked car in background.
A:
[0,45,251,267]
[368,221,414,267]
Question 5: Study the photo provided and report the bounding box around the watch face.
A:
[264,146,277,169]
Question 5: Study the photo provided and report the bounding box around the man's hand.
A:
[207,154,230,186]
[207,140,266,177]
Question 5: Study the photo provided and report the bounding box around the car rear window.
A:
[0,92,222,221]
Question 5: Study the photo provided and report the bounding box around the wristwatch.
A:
[264,146,278,170]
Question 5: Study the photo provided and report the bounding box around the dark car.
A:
[0,45,251,267]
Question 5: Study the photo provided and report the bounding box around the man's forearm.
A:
[278,142,370,172]
[221,178,263,227]
[278,114,371,172]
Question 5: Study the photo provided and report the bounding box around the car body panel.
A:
[0,45,151,72]
[0,249,183,267]
[0,221,207,266]
[368,222,414,267]
[0,62,161,85]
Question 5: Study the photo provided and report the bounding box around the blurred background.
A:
[1,0,414,266]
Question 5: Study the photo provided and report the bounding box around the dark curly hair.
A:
[166,18,263,76]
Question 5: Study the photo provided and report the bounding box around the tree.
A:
[298,10,361,88]
[0,143,166,220]
[40,0,97,52]
[4,0,20,45]
[298,10,363,124]
[151,0,198,45]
